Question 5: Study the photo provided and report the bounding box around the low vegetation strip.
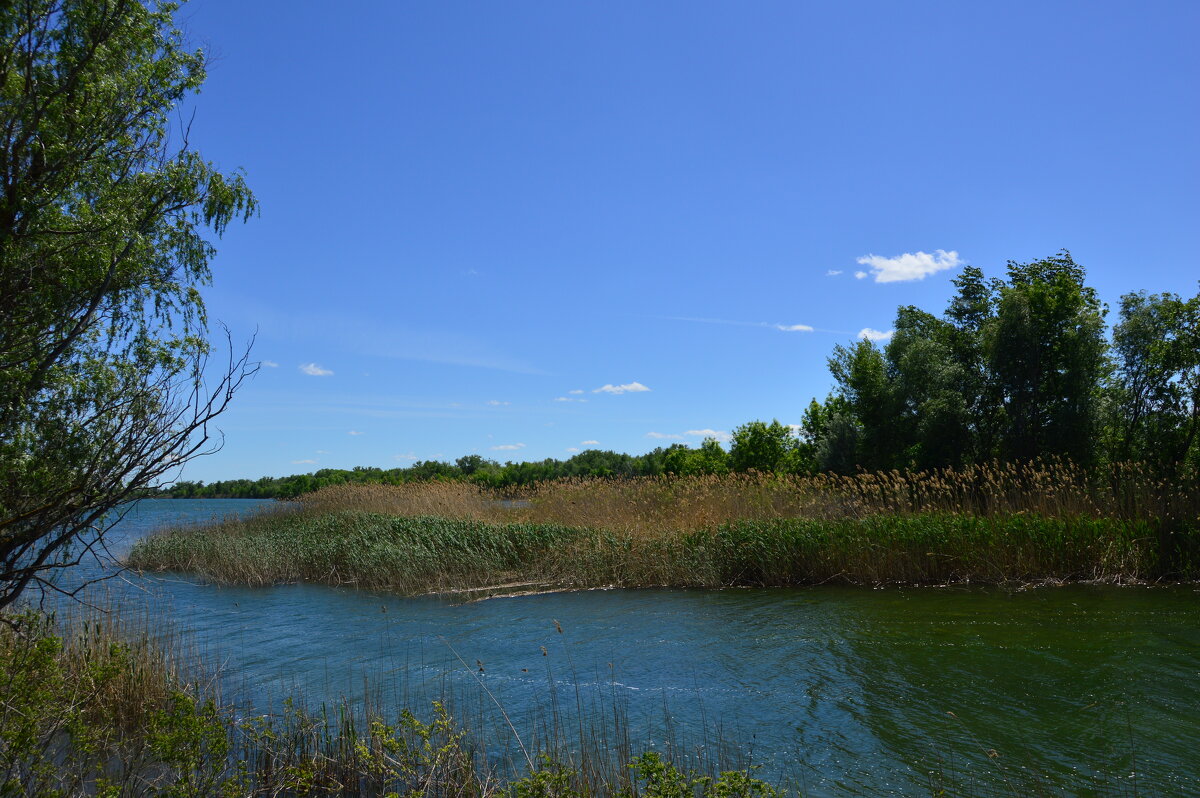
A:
[128,509,1198,592]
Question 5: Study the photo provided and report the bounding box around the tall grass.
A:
[129,509,1196,592]
[0,609,779,797]
[295,459,1197,531]
[129,462,1199,592]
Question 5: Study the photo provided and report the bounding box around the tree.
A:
[986,252,1108,464]
[820,253,1111,472]
[827,340,896,470]
[1109,289,1200,473]
[729,420,798,473]
[0,0,256,612]
[663,438,730,476]
[886,306,972,470]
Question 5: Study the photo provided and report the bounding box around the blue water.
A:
[48,500,1200,796]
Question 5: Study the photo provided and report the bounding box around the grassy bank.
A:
[1,610,782,797]
[129,508,1198,592]
[131,464,1200,592]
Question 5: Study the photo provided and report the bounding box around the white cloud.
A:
[393,452,418,461]
[487,400,510,406]
[299,362,333,376]
[593,382,650,395]
[685,429,732,442]
[291,458,317,465]
[646,431,684,440]
[315,449,330,454]
[858,327,895,342]
[554,397,587,403]
[855,249,963,283]
[568,389,584,395]
[774,324,814,332]
[566,447,580,453]
[581,440,599,446]
[348,430,363,436]
[855,271,868,280]
[788,424,803,433]
[261,360,279,368]
[826,270,843,277]
[491,443,526,451]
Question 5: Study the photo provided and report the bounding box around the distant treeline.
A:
[162,252,1200,499]
[162,448,688,498]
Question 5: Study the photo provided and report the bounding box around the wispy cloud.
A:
[686,429,732,442]
[348,429,364,436]
[291,458,317,465]
[858,327,895,342]
[487,400,510,406]
[855,271,868,280]
[581,440,599,446]
[568,389,584,395]
[393,452,418,461]
[660,316,844,335]
[593,382,650,395]
[554,396,587,403]
[826,270,843,277]
[315,449,330,454]
[261,360,279,368]
[646,431,684,439]
[565,447,580,453]
[855,249,963,283]
[300,362,333,376]
[241,305,543,375]
[491,442,526,451]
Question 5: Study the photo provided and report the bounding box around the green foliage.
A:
[729,420,799,473]
[510,754,580,798]
[1109,289,1200,473]
[0,616,241,796]
[989,253,1108,464]
[626,752,781,798]
[812,252,1187,474]
[0,0,257,610]
[161,446,696,498]
[664,438,731,476]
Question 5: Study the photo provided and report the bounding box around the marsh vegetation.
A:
[130,462,1200,593]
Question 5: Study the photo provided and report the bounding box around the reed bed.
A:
[129,461,1199,591]
[294,460,1198,533]
[129,509,1196,592]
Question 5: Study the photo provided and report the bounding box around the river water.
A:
[49,499,1200,795]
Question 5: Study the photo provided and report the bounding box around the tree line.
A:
[163,252,1199,499]
[809,252,1198,476]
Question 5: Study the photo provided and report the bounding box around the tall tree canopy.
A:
[1109,290,1200,474]
[0,0,256,611]
[818,252,1125,473]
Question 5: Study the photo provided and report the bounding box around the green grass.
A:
[128,509,1199,593]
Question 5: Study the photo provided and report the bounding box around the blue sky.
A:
[175,0,1199,482]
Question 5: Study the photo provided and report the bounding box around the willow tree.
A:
[0,0,256,611]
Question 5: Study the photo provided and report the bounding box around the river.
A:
[47,499,1200,795]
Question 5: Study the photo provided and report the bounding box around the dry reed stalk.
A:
[289,461,1194,535]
